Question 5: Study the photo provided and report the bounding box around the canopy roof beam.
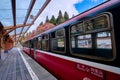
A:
[18,0,36,42]
[3,23,32,31]
[24,0,51,36]
[11,0,16,41]
[3,24,32,36]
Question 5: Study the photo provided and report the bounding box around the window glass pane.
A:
[58,38,64,47]
[77,39,92,48]
[51,32,55,38]
[97,32,112,49]
[25,42,29,47]
[42,40,48,50]
[71,37,75,48]
[56,29,65,37]
[97,31,111,37]
[51,39,57,50]
[77,35,92,48]
[94,16,108,29]
[51,38,65,52]
[71,26,76,34]
[35,38,38,48]
[71,34,92,48]
[85,15,108,32]
[30,40,34,48]
[77,35,84,39]
[42,35,49,39]
[84,20,93,31]
[76,23,83,32]
[71,22,83,34]
[45,35,49,39]
[77,34,91,39]
[38,37,42,49]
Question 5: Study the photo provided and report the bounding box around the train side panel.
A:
[23,48,120,80]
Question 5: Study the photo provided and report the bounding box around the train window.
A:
[97,31,112,49]
[30,40,34,48]
[23,41,29,47]
[71,37,75,48]
[56,29,65,37]
[51,28,65,53]
[41,34,49,51]
[51,32,55,38]
[71,34,92,48]
[70,13,115,60]
[42,34,49,39]
[77,34,92,48]
[38,37,42,49]
[58,38,64,47]
[84,15,108,32]
[42,40,48,50]
[71,26,76,34]
[51,38,65,53]
[71,22,83,34]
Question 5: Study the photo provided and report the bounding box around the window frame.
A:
[69,12,116,61]
[37,36,42,50]
[84,14,111,33]
[41,34,49,51]
[51,28,66,54]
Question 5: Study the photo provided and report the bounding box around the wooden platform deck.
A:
[0,48,57,80]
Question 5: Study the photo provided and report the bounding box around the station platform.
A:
[0,48,57,80]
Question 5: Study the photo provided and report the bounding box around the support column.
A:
[0,22,4,59]
[0,37,5,59]
[0,33,2,59]
[0,29,3,59]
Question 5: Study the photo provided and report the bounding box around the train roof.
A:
[29,0,120,40]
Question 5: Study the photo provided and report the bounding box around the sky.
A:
[28,0,106,32]
[0,0,106,34]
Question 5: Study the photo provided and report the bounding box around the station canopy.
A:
[0,0,50,42]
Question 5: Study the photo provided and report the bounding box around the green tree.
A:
[56,10,65,25]
[39,22,43,26]
[45,16,49,22]
[50,15,56,25]
[64,11,69,21]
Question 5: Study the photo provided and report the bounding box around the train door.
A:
[29,40,32,55]
[29,40,34,55]
[33,38,38,59]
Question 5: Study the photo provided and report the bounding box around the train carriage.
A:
[23,0,120,80]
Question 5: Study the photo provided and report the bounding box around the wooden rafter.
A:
[23,0,51,38]
[11,0,16,41]
[3,23,32,31]
[3,24,32,36]
[18,0,36,41]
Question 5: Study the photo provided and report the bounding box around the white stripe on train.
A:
[35,49,120,75]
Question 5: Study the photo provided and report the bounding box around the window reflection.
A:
[51,28,65,53]
[77,34,92,48]
[85,15,108,32]
[97,32,112,49]
[71,37,75,48]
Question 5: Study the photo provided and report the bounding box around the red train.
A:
[22,0,120,80]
